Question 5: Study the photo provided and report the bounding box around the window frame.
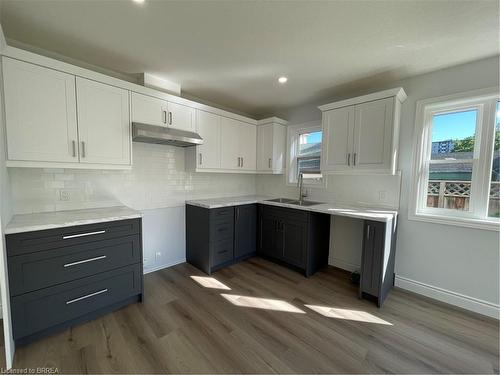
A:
[287,121,326,188]
[409,87,500,231]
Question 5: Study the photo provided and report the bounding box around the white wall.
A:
[8,142,256,272]
[0,21,15,369]
[257,55,500,318]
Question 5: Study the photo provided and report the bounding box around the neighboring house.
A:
[432,139,454,154]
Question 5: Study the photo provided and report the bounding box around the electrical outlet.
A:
[59,190,71,201]
[155,251,162,261]
[378,190,387,202]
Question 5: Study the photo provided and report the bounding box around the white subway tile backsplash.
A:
[9,143,256,214]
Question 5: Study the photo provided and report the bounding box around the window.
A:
[287,122,325,187]
[410,87,500,230]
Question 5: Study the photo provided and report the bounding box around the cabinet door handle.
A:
[237,157,240,167]
[64,255,107,268]
[268,158,272,169]
[66,288,108,305]
[163,110,167,124]
[366,224,370,240]
[72,140,76,157]
[353,153,357,166]
[199,153,203,165]
[241,157,244,168]
[81,141,86,158]
[62,230,106,240]
[169,111,173,125]
[347,153,350,166]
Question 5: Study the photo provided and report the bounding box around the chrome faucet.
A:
[297,173,308,203]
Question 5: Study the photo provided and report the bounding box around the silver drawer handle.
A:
[66,288,108,305]
[64,255,107,268]
[63,230,106,240]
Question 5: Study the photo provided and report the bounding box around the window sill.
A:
[408,212,500,231]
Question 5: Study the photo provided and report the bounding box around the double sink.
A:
[265,197,323,207]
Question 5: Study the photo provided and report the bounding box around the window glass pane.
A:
[298,131,322,156]
[426,162,472,211]
[488,102,500,218]
[298,156,321,174]
[431,110,477,160]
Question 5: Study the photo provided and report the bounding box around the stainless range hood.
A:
[132,122,203,147]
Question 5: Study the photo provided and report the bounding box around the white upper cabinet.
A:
[321,106,354,171]
[167,101,195,132]
[2,57,79,163]
[76,77,131,165]
[352,97,394,170]
[239,121,257,171]
[220,117,256,171]
[131,92,167,126]
[319,88,406,174]
[256,118,287,174]
[194,109,221,169]
[257,124,273,171]
[131,92,194,132]
[220,117,241,170]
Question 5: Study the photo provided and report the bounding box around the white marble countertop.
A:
[5,206,142,234]
[186,195,397,222]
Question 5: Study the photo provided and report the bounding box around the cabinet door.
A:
[234,205,257,259]
[220,117,241,169]
[360,221,384,297]
[272,124,286,173]
[76,78,131,165]
[195,110,221,169]
[282,218,307,268]
[257,124,273,171]
[2,57,78,163]
[321,106,354,171]
[259,208,282,259]
[167,101,195,132]
[131,92,167,126]
[353,97,394,170]
[239,122,257,170]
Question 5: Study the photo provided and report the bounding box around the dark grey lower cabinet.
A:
[234,204,257,260]
[359,220,396,307]
[6,218,143,346]
[258,205,330,277]
[186,204,257,274]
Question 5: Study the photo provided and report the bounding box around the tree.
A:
[453,136,475,152]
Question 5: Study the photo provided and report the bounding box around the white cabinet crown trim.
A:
[318,87,407,111]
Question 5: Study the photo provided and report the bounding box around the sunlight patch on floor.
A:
[305,305,393,325]
[190,276,231,290]
[222,294,305,313]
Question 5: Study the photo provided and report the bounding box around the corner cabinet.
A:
[256,118,287,174]
[2,57,132,169]
[187,110,260,173]
[319,88,406,174]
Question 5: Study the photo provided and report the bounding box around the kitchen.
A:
[0,1,498,373]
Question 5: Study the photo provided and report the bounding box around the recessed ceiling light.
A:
[278,76,288,84]
[133,0,145,4]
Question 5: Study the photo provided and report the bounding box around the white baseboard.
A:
[143,258,186,274]
[395,275,500,320]
[329,257,360,272]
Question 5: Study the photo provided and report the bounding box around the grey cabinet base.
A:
[15,294,142,347]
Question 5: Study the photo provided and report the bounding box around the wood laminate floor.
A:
[12,258,500,374]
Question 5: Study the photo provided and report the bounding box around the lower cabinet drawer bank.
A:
[6,218,144,346]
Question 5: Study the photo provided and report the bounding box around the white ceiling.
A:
[0,0,498,118]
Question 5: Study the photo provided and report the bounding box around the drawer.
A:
[211,239,234,267]
[209,207,234,222]
[210,219,234,242]
[8,235,142,296]
[11,264,142,340]
[6,218,141,257]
